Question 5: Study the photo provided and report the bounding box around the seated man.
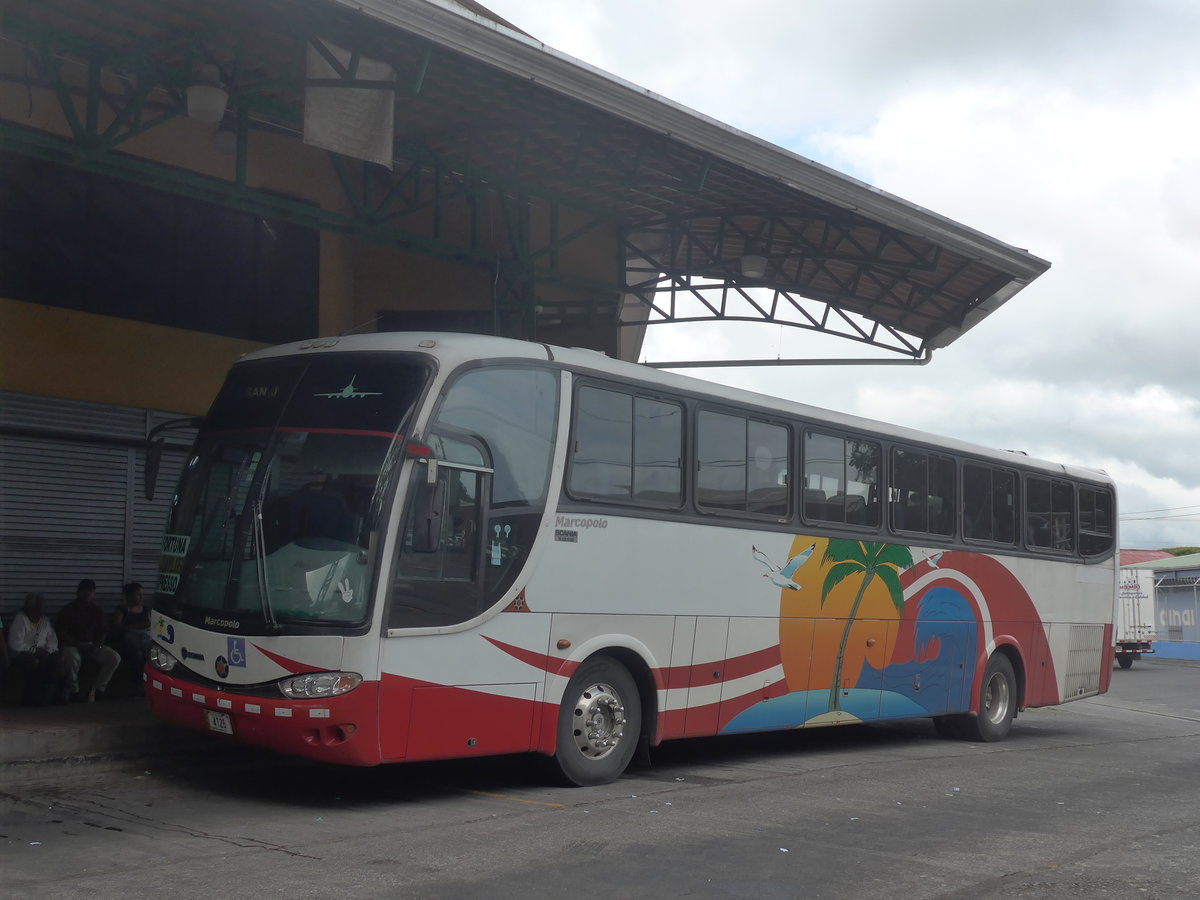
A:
[7,593,65,705]
[56,578,121,702]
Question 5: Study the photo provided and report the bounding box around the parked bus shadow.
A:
[637,719,937,777]
[153,745,563,808]
[153,716,1014,807]
[643,713,1081,776]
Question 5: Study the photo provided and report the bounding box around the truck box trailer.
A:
[1115,568,1156,668]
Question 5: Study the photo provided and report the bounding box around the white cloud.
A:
[483,0,1200,548]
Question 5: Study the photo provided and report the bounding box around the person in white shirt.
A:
[7,592,65,705]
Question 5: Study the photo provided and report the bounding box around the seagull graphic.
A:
[752,543,815,591]
[927,552,943,569]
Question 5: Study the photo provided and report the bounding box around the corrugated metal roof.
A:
[1123,551,1200,571]
[1119,549,1176,566]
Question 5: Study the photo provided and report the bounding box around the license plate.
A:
[205,710,233,735]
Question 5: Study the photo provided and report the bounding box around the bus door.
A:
[378,365,561,760]
[379,422,549,761]
[380,437,493,760]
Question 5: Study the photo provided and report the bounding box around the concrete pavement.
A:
[0,695,232,781]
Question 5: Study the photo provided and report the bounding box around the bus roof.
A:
[242,332,1111,485]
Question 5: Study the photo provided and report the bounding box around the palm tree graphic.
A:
[820,539,914,712]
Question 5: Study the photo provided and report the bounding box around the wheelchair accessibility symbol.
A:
[227,637,247,668]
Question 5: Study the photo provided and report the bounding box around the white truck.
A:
[1115,568,1156,668]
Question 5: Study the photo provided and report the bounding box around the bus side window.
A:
[891,447,954,537]
[697,411,789,517]
[965,464,1018,545]
[1025,476,1051,547]
[804,488,827,520]
[748,421,789,517]
[993,471,1016,543]
[1079,486,1114,556]
[391,464,485,628]
[569,386,633,501]
[697,410,747,511]
[1051,480,1075,552]
[962,464,988,540]
[1025,475,1074,552]
[802,430,879,527]
[568,386,683,508]
[634,397,683,506]
[389,366,559,629]
[437,367,559,606]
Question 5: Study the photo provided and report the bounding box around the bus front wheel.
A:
[552,656,642,786]
[960,653,1017,742]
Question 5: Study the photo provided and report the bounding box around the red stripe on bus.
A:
[251,643,324,675]
[486,635,780,690]
[204,426,403,441]
[276,426,402,440]
[663,644,782,689]
[483,636,580,678]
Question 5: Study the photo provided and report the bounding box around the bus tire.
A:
[552,656,642,787]
[960,653,1017,742]
[1117,655,1133,669]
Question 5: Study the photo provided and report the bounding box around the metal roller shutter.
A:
[0,392,196,617]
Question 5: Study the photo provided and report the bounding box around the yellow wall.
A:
[0,45,360,413]
[319,231,361,337]
[356,246,493,319]
[0,37,626,413]
[0,299,261,415]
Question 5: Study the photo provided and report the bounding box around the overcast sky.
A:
[479,0,1200,550]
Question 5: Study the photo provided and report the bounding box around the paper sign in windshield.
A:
[158,533,190,595]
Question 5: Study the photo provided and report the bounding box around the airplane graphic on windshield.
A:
[313,377,382,399]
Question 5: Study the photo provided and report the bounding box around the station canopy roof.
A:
[0,0,1051,365]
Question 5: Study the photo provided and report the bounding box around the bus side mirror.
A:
[144,415,203,501]
[145,438,165,501]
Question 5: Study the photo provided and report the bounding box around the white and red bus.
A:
[146,333,1118,785]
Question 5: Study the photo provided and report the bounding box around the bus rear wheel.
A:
[959,653,1017,742]
[552,656,641,787]
[1117,655,1133,669]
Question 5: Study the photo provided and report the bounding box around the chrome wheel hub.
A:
[570,681,626,760]
[983,671,1011,725]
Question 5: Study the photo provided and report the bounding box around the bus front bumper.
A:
[145,668,381,766]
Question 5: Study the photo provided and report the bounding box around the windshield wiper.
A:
[252,495,278,629]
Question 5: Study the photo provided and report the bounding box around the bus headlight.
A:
[149,643,178,673]
[278,672,362,699]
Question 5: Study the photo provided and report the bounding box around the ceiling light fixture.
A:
[186,63,228,123]
[740,240,767,279]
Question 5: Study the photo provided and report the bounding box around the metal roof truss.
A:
[0,0,1048,362]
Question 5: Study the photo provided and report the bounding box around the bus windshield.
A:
[156,354,428,631]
